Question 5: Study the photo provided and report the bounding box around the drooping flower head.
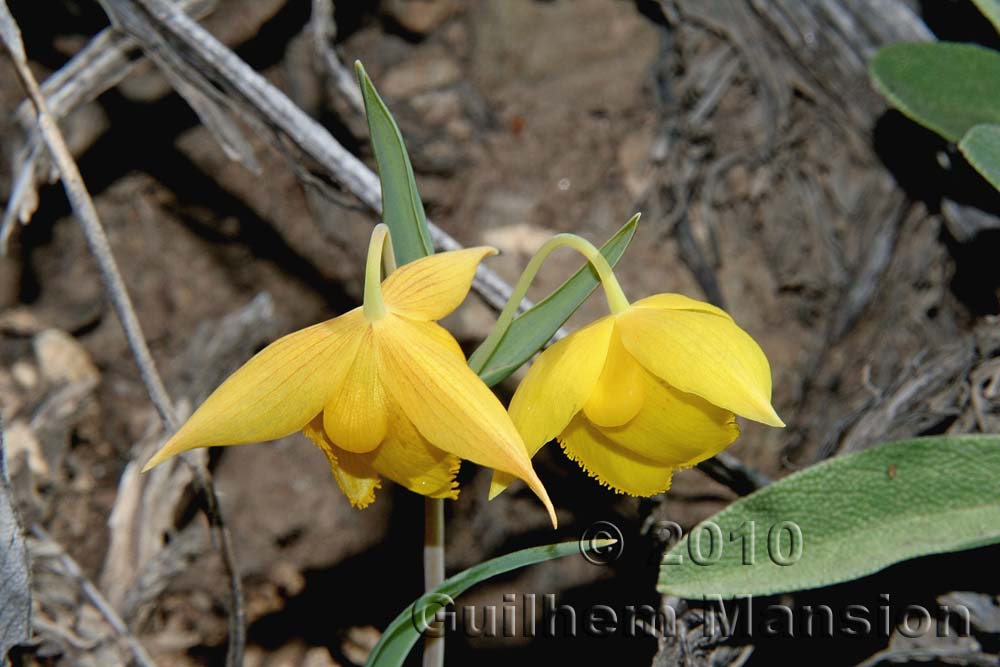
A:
[490,233,783,498]
[145,225,556,526]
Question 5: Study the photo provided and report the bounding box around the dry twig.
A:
[0,0,215,254]
[96,0,537,318]
[0,5,245,666]
[29,525,159,667]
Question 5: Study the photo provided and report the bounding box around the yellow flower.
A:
[145,226,556,525]
[490,237,782,498]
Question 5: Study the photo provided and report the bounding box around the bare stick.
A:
[100,0,538,319]
[696,451,771,495]
[0,2,176,432]
[31,524,159,667]
[0,0,215,254]
[0,6,245,666]
[309,0,364,115]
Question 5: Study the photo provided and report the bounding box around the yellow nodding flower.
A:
[144,225,556,526]
[490,236,783,499]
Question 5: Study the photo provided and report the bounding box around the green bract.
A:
[470,215,639,387]
[356,61,435,265]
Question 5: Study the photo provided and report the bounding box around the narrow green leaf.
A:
[355,61,434,264]
[470,214,639,387]
[960,123,1000,191]
[366,539,612,667]
[870,42,1000,142]
[658,435,1000,599]
[972,0,1000,33]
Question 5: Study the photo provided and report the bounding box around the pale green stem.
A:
[470,233,630,374]
[363,223,395,320]
[423,497,445,667]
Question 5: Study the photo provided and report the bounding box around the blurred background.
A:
[2,1,1000,666]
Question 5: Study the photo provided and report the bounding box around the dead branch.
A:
[95,0,538,318]
[0,6,245,666]
[0,0,216,254]
[30,524,158,667]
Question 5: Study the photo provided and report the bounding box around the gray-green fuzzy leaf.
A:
[959,123,1000,191]
[870,42,1000,142]
[659,435,1000,599]
[1,417,31,661]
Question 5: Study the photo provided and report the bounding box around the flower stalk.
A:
[470,233,631,374]
[363,223,396,321]
[423,497,446,667]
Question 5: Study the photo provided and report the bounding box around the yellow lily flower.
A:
[490,233,783,498]
[145,225,556,526]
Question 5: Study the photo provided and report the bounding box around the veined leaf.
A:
[470,214,639,387]
[972,0,1000,33]
[658,435,1000,599]
[355,61,434,264]
[960,123,1000,191]
[870,42,1000,143]
[1,417,31,660]
[367,539,613,667]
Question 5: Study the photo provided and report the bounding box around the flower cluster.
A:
[144,224,782,524]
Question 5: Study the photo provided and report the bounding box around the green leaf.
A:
[366,540,612,667]
[960,123,1000,191]
[470,214,640,387]
[355,61,434,264]
[658,435,1000,599]
[870,42,1000,142]
[972,0,1000,33]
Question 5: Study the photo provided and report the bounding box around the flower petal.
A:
[560,415,674,496]
[582,328,645,428]
[596,368,739,467]
[490,316,615,498]
[143,309,367,471]
[631,293,733,319]
[376,315,557,526]
[322,328,387,453]
[382,247,498,321]
[370,406,460,499]
[617,302,784,427]
[304,417,381,508]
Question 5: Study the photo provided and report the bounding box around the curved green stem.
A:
[471,233,630,373]
[363,224,396,320]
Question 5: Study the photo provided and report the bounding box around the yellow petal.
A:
[376,315,557,527]
[322,328,387,453]
[382,247,498,321]
[582,328,645,428]
[560,414,674,496]
[400,314,467,363]
[617,302,784,427]
[304,417,381,508]
[490,316,615,498]
[370,406,460,499]
[596,367,739,467]
[143,309,367,471]
[631,293,734,319]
